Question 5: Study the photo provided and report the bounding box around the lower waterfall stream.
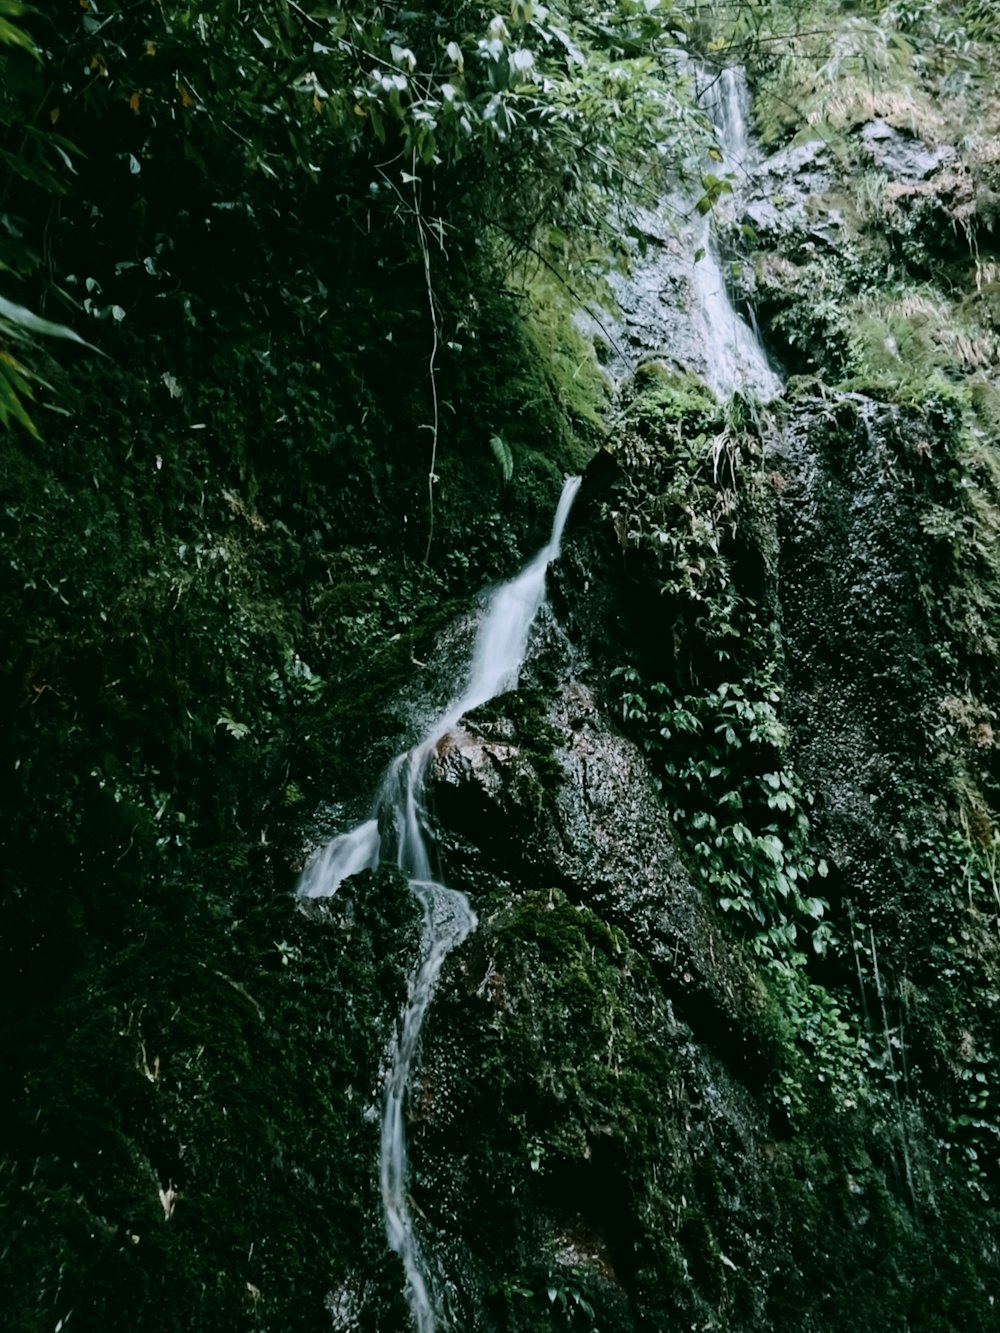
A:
[297,66,772,1329]
[299,476,581,1330]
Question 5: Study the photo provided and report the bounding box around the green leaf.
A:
[0,349,39,438]
[0,11,39,59]
[217,711,251,740]
[489,432,514,483]
[0,294,102,352]
[758,833,784,864]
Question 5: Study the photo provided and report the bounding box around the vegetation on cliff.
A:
[3,0,1000,1330]
[0,1,690,1327]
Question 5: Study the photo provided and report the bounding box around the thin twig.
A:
[373,157,445,562]
[870,924,918,1211]
[410,156,443,564]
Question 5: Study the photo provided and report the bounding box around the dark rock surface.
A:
[430,677,770,1065]
[772,391,942,927]
[860,118,956,183]
[405,364,1000,1329]
[740,138,835,242]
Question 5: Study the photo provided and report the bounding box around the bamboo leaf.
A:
[0,351,39,438]
[0,14,39,59]
[0,294,102,352]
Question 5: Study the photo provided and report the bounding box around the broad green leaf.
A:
[0,14,38,58]
[489,432,514,482]
[0,294,101,351]
[218,712,251,740]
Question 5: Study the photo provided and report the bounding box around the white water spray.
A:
[298,476,581,1329]
[692,66,782,401]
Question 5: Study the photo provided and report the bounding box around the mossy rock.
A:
[1,868,419,1333]
[618,361,723,435]
[405,889,769,1330]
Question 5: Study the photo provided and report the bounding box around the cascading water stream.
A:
[692,65,782,401]
[597,65,781,400]
[298,476,581,1330]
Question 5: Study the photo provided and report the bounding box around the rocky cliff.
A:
[4,5,1000,1331]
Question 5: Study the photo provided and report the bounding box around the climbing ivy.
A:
[619,671,830,948]
[602,368,876,1118]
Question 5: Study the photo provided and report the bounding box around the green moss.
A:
[618,362,722,435]
[518,263,612,443]
[1,867,419,1332]
[468,686,567,797]
[410,890,694,1330]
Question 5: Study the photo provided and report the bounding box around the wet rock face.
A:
[740,139,836,243]
[405,411,1000,1330]
[739,121,960,248]
[593,203,719,385]
[432,680,698,929]
[409,667,780,1331]
[407,870,775,1333]
[429,679,771,1071]
[773,388,945,927]
[544,682,727,989]
[727,107,984,375]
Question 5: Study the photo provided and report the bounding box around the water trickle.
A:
[699,64,752,172]
[380,879,475,1333]
[298,476,581,1329]
[595,66,781,400]
[692,66,782,402]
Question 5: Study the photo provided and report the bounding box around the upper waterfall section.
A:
[691,66,783,402]
[597,64,782,403]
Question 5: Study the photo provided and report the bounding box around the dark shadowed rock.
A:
[429,678,774,1070]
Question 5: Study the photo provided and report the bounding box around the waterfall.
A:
[692,66,782,401]
[596,65,781,400]
[298,476,581,1329]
